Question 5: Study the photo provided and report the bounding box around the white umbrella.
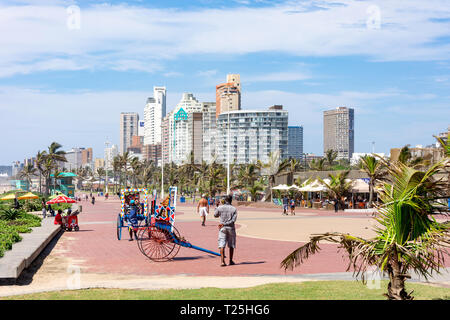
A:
[272,184,291,190]
[351,179,370,193]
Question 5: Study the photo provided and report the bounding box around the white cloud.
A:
[0,0,450,77]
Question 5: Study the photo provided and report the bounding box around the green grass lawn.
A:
[3,281,450,300]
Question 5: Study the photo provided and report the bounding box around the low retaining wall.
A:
[0,218,61,279]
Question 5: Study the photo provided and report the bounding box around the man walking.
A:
[214,195,237,267]
[197,194,209,226]
[282,195,289,215]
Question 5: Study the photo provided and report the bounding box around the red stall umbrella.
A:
[46,195,76,205]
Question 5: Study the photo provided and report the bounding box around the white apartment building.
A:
[144,86,166,146]
[164,93,203,165]
[216,106,289,165]
[104,144,118,170]
[120,112,139,154]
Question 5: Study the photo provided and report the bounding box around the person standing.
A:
[334,197,339,213]
[91,196,95,205]
[282,195,289,215]
[197,194,210,226]
[290,198,296,215]
[126,200,139,241]
[214,195,237,267]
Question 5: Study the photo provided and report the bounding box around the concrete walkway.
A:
[0,217,61,280]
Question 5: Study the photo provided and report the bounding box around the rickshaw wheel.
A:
[137,225,180,262]
[116,213,122,240]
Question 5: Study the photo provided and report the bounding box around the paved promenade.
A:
[0,197,449,296]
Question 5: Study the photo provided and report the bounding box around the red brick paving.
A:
[55,198,449,277]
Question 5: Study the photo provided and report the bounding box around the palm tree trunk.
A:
[368,181,374,208]
[386,248,413,300]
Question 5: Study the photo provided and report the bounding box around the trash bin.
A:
[180,196,186,203]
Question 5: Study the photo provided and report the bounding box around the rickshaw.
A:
[116,188,150,240]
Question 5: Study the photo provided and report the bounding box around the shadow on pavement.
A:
[0,230,63,287]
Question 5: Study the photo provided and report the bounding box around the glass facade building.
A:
[287,126,304,159]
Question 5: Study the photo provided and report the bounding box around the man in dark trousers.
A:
[214,195,237,267]
[126,200,139,241]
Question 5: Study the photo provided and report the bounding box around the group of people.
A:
[282,196,297,215]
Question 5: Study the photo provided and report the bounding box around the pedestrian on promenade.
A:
[334,197,339,213]
[91,196,95,205]
[42,205,47,219]
[290,198,296,215]
[197,194,209,226]
[214,194,237,267]
[282,195,289,215]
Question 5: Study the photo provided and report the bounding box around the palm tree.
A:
[309,158,326,171]
[359,155,387,208]
[42,142,67,195]
[17,164,37,191]
[248,179,265,202]
[237,163,259,190]
[325,149,338,169]
[261,150,290,202]
[281,159,450,300]
[286,158,301,185]
[319,170,353,209]
[35,150,46,193]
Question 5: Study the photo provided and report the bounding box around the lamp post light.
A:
[105,140,109,194]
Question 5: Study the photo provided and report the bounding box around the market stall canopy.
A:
[0,193,17,201]
[46,194,76,205]
[298,179,328,192]
[351,179,370,193]
[50,172,78,178]
[272,184,291,190]
[17,192,39,200]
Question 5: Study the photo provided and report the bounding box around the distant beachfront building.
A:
[163,93,204,165]
[104,144,118,170]
[216,74,241,118]
[143,87,166,145]
[120,112,139,154]
[216,105,288,165]
[323,107,354,160]
[202,102,217,163]
[288,126,304,159]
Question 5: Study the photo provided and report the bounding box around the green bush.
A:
[0,212,42,258]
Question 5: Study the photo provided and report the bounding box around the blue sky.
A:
[0,0,449,164]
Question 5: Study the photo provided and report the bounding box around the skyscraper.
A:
[120,112,139,154]
[323,107,354,160]
[164,93,203,165]
[144,86,166,145]
[288,126,304,159]
[216,74,241,118]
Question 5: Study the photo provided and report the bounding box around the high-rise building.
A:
[120,112,139,154]
[216,74,241,118]
[216,106,289,164]
[288,126,304,159]
[323,107,354,160]
[104,144,118,170]
[202,102,217,163]
[81,148,93,166]
[144,87,166,145]
[163,93,204,165]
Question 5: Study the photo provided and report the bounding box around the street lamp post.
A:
[105,140,109,194]
[227,111,230,195]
